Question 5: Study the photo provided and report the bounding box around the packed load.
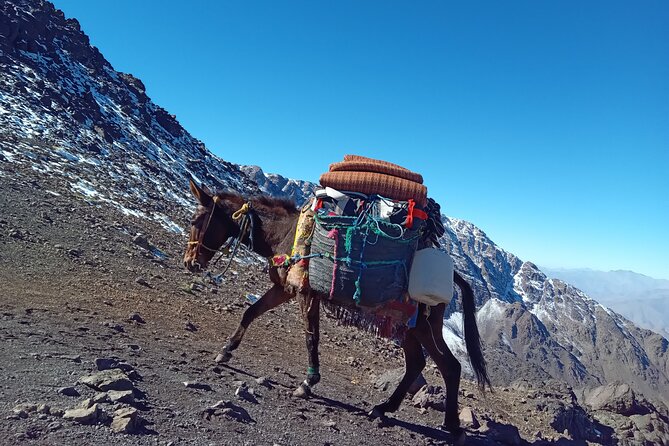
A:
[281,155,454,316]
[319,155,428,207]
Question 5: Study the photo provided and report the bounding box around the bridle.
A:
[187,196,223,257]
[187,196,255,270]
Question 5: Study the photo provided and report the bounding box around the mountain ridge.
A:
[540,266,669,338]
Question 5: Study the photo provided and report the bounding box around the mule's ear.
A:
[189,178,212,205]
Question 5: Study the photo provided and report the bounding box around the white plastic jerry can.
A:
[408,248,455,306]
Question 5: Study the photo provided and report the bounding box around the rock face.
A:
[240,165,316,206]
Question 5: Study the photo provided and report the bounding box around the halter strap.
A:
[190,198,254,262]
[187,240,219,253]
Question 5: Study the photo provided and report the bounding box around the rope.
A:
[210,201,254,278]
[426,317,445,356]
[232,202,251,220]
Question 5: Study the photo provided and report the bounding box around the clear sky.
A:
[52,0,669,279]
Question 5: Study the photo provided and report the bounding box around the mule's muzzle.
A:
[184,257,204,273]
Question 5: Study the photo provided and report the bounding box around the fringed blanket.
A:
[321,298,418,341]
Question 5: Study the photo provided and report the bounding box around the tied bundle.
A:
[319,155,428,207]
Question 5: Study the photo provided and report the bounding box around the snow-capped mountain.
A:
[2,0,667,412]
[440,218,669,408]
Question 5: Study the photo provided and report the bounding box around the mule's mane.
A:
[214,191,298,216]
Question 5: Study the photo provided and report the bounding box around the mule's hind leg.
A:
[414,304,463,435]
[215,284,291,363]
[293,291,321,398]
[369,330,426,417]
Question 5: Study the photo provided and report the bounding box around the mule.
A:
[183,179,490,437]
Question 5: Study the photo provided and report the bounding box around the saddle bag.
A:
[308,200,424,308]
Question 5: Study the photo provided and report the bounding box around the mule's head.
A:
[183,179,236,272]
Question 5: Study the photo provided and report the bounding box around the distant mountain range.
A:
[1,0,667,413]
[540,267,669,338]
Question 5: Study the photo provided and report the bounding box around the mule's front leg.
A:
[215,284,291,363]
[293,292,321,398]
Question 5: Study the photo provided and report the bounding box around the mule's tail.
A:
[454,271,491,390]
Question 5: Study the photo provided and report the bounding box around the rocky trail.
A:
[0,172,512,445]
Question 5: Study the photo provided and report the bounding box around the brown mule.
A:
[183,179,490,439]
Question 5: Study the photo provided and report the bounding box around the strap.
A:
[405,199,427,229]
[232,202,251,220]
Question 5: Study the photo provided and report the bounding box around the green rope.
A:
[315,214,421,244]
[307,366,319,375]
[344,226,355,254]
[353,278,362,304]
[322,251,406,268]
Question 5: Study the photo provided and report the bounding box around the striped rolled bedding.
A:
[320,155,427,207]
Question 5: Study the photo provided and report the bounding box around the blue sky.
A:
[53,0,669,279]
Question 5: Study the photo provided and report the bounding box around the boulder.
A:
[57,386,80,397]
[108,390,135,404]
[111,407,142,434]
[203,400,254,423]
[63,404,101,425]
[584,382,651,416]
[79,369,134,392]
[460,406,480,429]
[411,385,445,410]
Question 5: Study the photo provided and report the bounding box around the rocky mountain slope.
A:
[1,0,668,444]
[0,0,261,234]
[240,164,316,207]
[438,219,669,406]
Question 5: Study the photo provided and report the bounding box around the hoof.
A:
[367,407,384,419]
[439,425,466,445]
[292,383,311,399]
[214,351,232,364]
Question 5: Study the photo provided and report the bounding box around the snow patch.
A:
[153,213,183,234]
[442,311,473,376]
[56,149,79,162]
[476,298,507,326]
[71,179,101,198]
